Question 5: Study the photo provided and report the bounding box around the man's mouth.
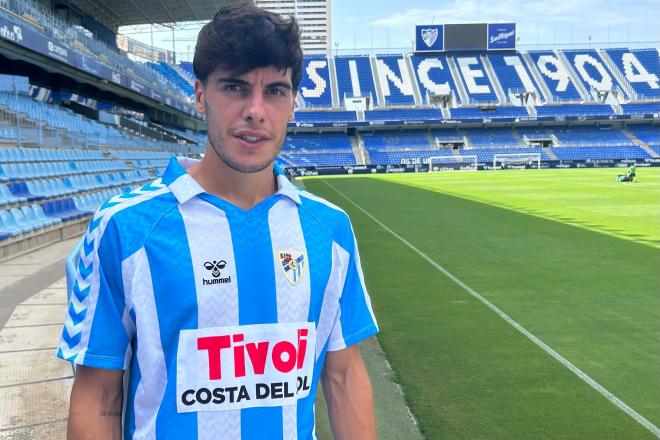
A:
[237,135,265,143]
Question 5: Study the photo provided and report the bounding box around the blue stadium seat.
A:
[374,55,416,106]
[528,50,583,102]
[298,56,334,107]
[453,55,499,104]
[411,55,461,105]
[334,55,378,106]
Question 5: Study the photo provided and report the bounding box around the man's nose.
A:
[243,92,266,123]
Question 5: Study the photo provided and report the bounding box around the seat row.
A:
[0,160,129,181]
[112,150,173,160]
[0,148,104,163]
[0,171,150,205]
[0,205,61,240]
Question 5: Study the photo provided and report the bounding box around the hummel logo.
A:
[202,260,232,286]
[204,260,226,278]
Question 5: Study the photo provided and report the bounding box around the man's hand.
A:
[68,365,124,440]
[321,344,377,440]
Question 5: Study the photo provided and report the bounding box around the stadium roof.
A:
[69,0,234,29]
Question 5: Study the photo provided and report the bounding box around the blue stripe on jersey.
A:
[124,338,140,439]
[145,208,199,438]
[297,207,335,438]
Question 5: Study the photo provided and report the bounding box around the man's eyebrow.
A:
[266,81,292,90]
[216,78,291,90]
[217,77,250,86]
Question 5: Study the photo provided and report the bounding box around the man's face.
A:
[195,66,296,173]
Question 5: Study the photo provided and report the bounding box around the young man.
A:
[57,3,378,439]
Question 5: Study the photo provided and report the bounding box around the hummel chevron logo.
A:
[72,280,90,301]
[202,260,232,285]
[78,259,93,279]
[89,215,103,232]
[83,235,95,257]
[68,302,87,326]
[62,326,82,348]
[57,347,77,363]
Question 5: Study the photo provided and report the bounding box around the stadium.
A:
[0,0,658,439]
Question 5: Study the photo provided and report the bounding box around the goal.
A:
[428,155,478,172]
[493,153,541,170]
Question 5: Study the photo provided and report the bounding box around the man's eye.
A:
[224,84,242,92]
[268,88,286,96]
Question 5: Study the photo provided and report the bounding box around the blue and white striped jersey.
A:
[57,157,378,440]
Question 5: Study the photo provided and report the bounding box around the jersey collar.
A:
[162,157,301,206]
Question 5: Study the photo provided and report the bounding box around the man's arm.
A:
[68,366,124,440]
[321,345,377,440]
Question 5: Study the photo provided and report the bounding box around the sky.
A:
[121,0,660,61]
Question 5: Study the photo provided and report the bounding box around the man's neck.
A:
[187,149,276,211]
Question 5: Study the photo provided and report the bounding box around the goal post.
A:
[428,155,478,172]
[493,152,541,170]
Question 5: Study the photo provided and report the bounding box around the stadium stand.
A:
[334,55,379,106]
[411,54,462,105]
[293,111,357,123]
[298,56,334,108]
[535,104,614,118]
[487,53,541,103]
[603,48,660,99]
[374,55,417,106]
[364,108,442,122]
[452,54,500,104]
[0,1,192,108]
[449,106,530,119]
[527,50,584,102]
[561,49,625,99]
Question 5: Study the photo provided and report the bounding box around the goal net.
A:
[493,153,541,170]
[428,155,478,172]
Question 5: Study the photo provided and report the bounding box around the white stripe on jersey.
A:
[132,248,167,440]
[122,248,140,369]
[350,232,378,332]
[180,199,241,440]
[268,198,312,440]
[315,242,350,359]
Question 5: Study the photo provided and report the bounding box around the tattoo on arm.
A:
[99,410,121,417]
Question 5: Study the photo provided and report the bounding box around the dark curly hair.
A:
[193,2,303,90]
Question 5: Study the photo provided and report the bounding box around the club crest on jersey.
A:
[278,249,305,285]
[421,28,438,48]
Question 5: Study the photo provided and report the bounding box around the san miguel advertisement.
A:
[487,23,516,50]
[0,13,194,115]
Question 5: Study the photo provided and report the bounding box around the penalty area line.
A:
[320,178,660,439]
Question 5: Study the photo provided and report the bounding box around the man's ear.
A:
[194,79,206,115]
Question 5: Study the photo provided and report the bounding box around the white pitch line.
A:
[321,178,660,439]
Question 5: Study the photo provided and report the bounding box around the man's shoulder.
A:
[90,178,175,248]
[297,189,355,248]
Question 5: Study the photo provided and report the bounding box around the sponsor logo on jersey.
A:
[278,249,305,285]
[421,28,438,48]
[202,260,231,285]
[176,322,315,412]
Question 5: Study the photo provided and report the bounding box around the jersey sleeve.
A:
[326,223,379,351]
[56,216,134,370]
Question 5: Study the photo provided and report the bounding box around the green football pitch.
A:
[303,168,660,440]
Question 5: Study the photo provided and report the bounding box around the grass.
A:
[303,168,660,440]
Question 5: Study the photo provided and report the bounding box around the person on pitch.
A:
[58,3,379,439]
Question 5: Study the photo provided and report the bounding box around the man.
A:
[627,163,637,182]
[57,3,378,439]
